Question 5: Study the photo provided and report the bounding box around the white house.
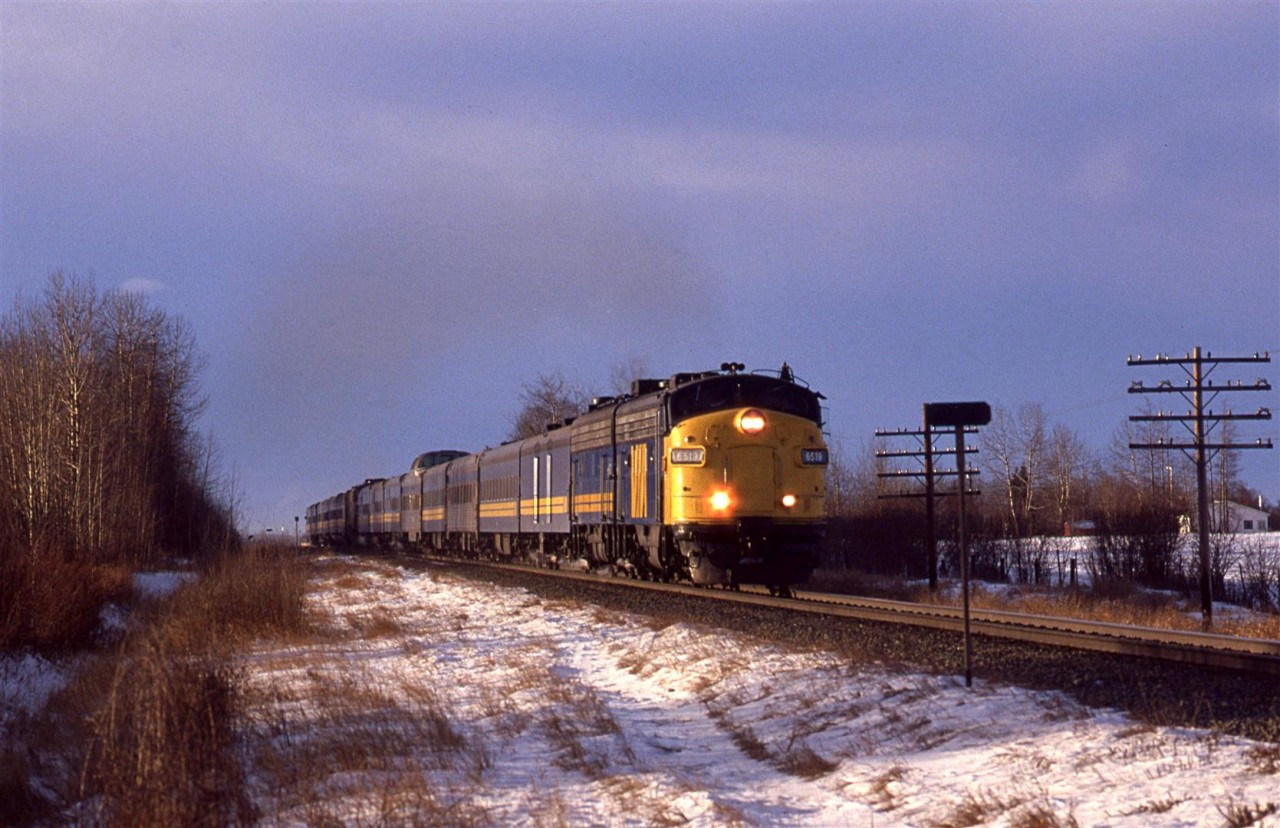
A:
[1208,500,1271,533]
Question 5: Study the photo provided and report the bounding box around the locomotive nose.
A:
[724,445,780,515]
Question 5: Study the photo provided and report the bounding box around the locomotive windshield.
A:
[666,375,822,427]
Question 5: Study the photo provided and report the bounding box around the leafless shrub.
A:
[776,745,839,779]
[508,371,589,440]
[0,552,131,652]
[1010,802,1079,828]
[1123,797,1187,815]
[931,789,1027,828]
[1227,535,1280,613]
[1218,799,1278,827]
[1247,743,1280,775]
[862,765,908,811]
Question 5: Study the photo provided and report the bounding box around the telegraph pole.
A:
[1127,347,1272,627]
[875,416,979,591]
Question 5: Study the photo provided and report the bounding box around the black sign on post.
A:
[924,401,992,429]
[924,401,990,688]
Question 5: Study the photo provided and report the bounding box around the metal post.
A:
[956,425,973,687]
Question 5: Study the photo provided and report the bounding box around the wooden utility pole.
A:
[875,417,979,592]
[1127,348,1272,628]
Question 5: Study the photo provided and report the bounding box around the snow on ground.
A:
[237,557,1279,826]
[0,653,71,724]
[131,569,198,600]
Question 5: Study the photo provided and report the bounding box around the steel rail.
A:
[410,553,1280,676]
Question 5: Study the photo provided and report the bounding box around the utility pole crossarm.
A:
[875,447,977,459]
[1129,410,1272,422]
[874,427,980,437]
[1128,381,1272,393]
[878,490,981,500]
[1128,352,1270,366]
[1129,440,1274,451]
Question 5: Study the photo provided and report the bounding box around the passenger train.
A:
[305,363,829,592]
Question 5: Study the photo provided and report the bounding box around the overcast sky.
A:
[3,1,1277,532]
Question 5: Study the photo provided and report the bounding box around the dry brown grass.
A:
[2,545,313,826]
[161,545,311,649]
[705,702,839,780]
[240,659,491,825]
[0,553,132,653]
[1124,796,1187,816]
[815,569,1280,639]
[808,569,935,603]
[347,607,405,639]
[539,670,634,779]
[79,636,253,826]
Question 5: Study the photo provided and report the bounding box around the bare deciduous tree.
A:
[980,403,1049,538]
[609,355,651,396]
[507,372,590,441]
[0,271,234,567]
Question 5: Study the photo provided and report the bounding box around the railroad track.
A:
[390,552,1280,677]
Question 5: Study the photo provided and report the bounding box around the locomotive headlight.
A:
[710,490,732,512]
[737,409,766,435]
[781,493,797,509]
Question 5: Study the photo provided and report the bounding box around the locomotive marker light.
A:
[781,493,797,509]
[924,401,991,689]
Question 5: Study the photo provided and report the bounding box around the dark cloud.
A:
[3,1,1276,528]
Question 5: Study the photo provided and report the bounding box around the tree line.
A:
[827,401,1276,593]
[1,273,236,649]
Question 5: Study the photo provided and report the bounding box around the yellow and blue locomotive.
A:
[305,363,828,592]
